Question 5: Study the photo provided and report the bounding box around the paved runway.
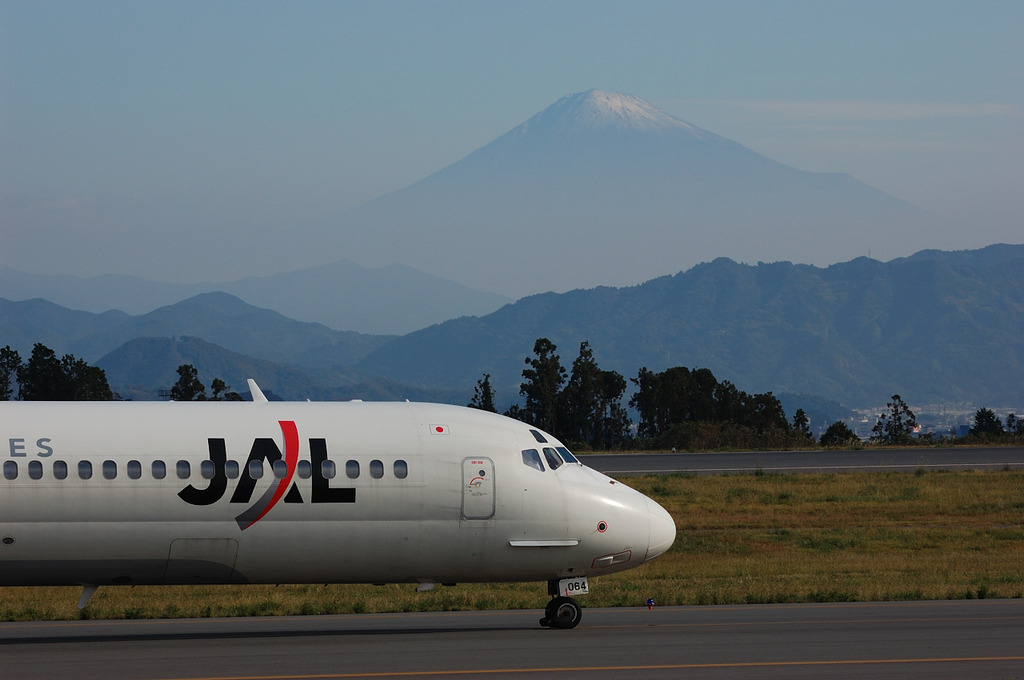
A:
[584,446,1024,475]
[2,600,1022,679]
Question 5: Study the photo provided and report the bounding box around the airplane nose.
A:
[644,498,676,562]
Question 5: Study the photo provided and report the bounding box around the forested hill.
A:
[355,244,1024,407]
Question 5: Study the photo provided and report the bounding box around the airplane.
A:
[0,380,676,629]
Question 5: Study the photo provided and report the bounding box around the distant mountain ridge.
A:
[324,89,943,297]
[3,245,1020,409]
[0,260,511,335]
[354,244,1024,407]
[0,292,392,370]
[97,336,463,403]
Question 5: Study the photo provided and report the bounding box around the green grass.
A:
[2,470,1022,620]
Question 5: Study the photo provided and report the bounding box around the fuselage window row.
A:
[3,458,410,482]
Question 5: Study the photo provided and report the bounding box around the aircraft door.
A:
[163,538,239,584]
[461,457,494,520]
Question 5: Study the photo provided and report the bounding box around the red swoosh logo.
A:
[235,420,298,530]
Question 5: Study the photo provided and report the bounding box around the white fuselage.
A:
[1,401,675,588]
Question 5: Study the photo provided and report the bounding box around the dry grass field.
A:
[2,469,1021,620]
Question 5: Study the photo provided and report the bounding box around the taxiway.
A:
[2,600,1022,679]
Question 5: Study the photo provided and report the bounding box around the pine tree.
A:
[468,373,497,412]
[969,407,1004,438]
[820,420,859,447]
[871,395,918,445]
[792,408,813,440]
[170,364,207,401]
[518,338,566,433]
[0,346,21,401]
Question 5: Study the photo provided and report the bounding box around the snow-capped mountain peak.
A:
[332,89,935,298]
[519,89,703,138]
[564,89,694,131]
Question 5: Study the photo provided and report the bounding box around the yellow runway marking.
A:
[160,656,1024,679]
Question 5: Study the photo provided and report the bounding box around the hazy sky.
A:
[2,0,1021,285]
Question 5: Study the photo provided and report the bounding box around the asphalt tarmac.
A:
[2,600,1022,679]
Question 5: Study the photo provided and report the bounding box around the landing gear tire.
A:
[539,596,582,629]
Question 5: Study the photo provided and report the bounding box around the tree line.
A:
[167,364,243,401]
[956,406,1024,443]
[469,337,816,450]
[1,343,117,401]
[6,339,1020,449]
[867,394,1024,446]
[1,344,240,402]
[470,339,631,449]
[470,338,1024,450]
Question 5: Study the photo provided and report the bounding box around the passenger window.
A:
[53,460,68,480]
[394,460,408,479]
[28,460,43,480]
[543,448,563,470]
[200,460,216,480]
[345,460,359,479]
[225,460,239,479]
[370,459,384,479]
[522,449,544,472]
[321,460,336,480]
[530,429,548,443]
[127,460,142,479]
[248,460,264,479]
[272,459,288,479]
[102,460,117,480]
[556,447,579,464]
[152,460,166,480]
[297,460,311,479]
[3,461,17,480]
[78,461,92,480]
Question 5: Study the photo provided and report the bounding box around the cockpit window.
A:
[556,446,580,464]
[529,429,548,443]
[521,449,544,472]
[542,447,563,470]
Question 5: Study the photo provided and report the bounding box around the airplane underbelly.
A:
[0,522,246,586]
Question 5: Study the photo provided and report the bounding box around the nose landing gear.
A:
[539,595,583,629]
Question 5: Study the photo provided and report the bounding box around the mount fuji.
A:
[323,90,939,298]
